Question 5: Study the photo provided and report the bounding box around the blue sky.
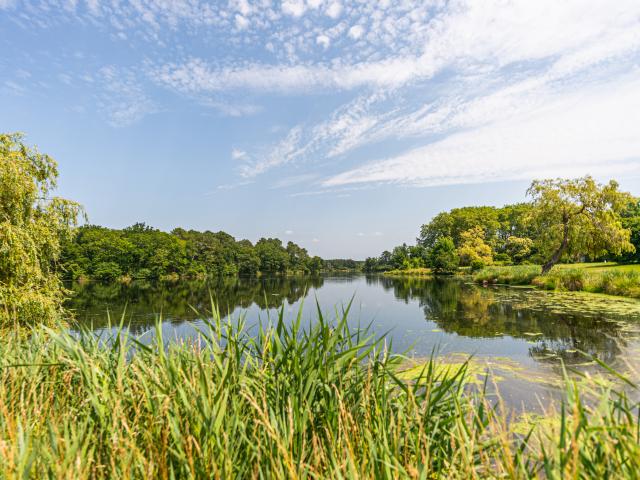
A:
[2,0,640,259]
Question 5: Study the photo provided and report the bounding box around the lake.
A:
[67,274,640,410]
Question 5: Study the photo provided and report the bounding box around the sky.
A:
[1,0,640,259]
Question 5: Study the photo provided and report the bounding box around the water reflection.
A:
[67,276,324,335]
[369,276,633,366]
[67,275,640,370]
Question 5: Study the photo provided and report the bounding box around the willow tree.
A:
[527,176,634,274]
[0,133,83,325]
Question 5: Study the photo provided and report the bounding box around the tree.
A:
[527,176,635,274]
[456,226,493,268]
[419,207,500,249]
[308,256,324,274]
[0,133,83,324]
[427,237,459,274]
[255,238,289,273]
[620,200,640,263]
[504,236,533,264]
[286,241,310,273]
[236,239,261,276]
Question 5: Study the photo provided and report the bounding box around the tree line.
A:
[365,177,639,274]
[61,223,326,282]
[0,133,336,325]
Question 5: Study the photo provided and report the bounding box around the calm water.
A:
[67,275,640,409]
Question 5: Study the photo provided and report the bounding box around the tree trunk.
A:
[541,218,569,275]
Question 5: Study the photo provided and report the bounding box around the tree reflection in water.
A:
[67,275,640,370]
[67,276,324,336]
[369,275,638,367]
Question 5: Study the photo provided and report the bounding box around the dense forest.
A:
[365,181,640,274]
[60,223,326,281]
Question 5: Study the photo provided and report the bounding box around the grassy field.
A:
[474,263,640,299]
[1,304,639,478]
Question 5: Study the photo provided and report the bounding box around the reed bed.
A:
[472,265,541,285]
[474,264,640,298]
[0,302,639,479]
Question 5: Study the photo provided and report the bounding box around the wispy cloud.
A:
[324,74,640,187]
[5,0,640,189]
[231,149,248,161]
[97,66,156,127]
[239,126,304,178]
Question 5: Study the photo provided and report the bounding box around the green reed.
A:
[0,300,639,478]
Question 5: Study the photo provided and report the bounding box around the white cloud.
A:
[231,148,247,160]
[97,66,156,127]
[282,0,306,17]
[235,14,249,30]
[324,75,640,187]
[271,174,318,188]
[213,180,254,193]
[152,56,435,94]
[240,126,303,177]
[325,2,342,19]
[316,34,330,49]
[285,229,294,235]
[348,25,364,40]
[10,0,640,184]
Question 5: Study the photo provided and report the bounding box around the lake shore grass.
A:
[1,305,639,478]
[383,267,433,277]
[474,263,640,299]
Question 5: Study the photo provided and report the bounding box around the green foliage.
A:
[0,133,83,325]
[531,267,640,298]
[323,258,363,272]
[372,177,636,276]
[473,265,541,285]
[504,236,534,264]
[620,200,640,263]
[527,176,635,273]
[364,245,426,272]
[63,227,324,280]
[427,237,459,274]
[255,237,289,273]
[419,206,502,249]
[456,226,493,267]
[1,308,639,477]
[476,264,640,298]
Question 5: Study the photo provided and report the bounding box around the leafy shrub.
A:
[473,265,540,285]
[428,237,459,274]
[93,261,122,282]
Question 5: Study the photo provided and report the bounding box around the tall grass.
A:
[532,269,640,298]
[472,265,540,285]
[1,303,639,478]
[475,265,640,298]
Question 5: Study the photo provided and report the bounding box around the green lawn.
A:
[555,262,640,273]
[474,263,640,299]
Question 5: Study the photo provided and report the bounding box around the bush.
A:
[596,271,640,298]
[93,261,122,282]
[428,237,459,274]
[525,267,640,298]
[473,265,540,285]
[494,253,511,263]
[470,259,485,272]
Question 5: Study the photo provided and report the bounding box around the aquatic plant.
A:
[0,305,639,478]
